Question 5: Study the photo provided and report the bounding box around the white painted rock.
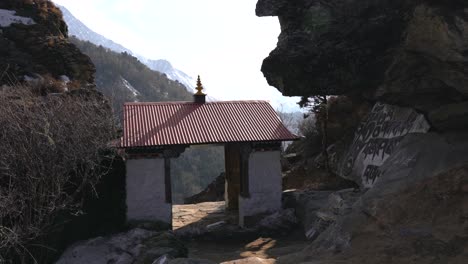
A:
[337,103,430,187]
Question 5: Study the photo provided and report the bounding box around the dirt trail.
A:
[173,202,309,263]
[183,230,309,263]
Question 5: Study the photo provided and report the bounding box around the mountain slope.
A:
[58,5,132,55]
[138,58,196,91]
[70,37,192,114]
[58,5,195,91]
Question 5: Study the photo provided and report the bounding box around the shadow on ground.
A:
[172,201,309,263]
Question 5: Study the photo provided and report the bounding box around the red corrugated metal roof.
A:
[121,100,299,148]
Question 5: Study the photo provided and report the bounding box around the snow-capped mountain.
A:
[58,5,132,55]
[58,5,195,91]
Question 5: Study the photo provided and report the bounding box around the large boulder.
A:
[256,0,410,97]
[276,165,468,264]
[376,4,468,113]
[56,229,188,264]
[283,189,360,241]
[283,190,333,237]
[0,0,95,86]
[335,102,430,187]
[134,232,188,264]
[325,129,468,251]
[279,121,468,262]
[256,0,468,262]
[362,131,468,215]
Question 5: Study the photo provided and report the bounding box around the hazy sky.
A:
[52,0,301,112]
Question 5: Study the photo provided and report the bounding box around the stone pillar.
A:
[126,157,172,225]
[224,144,241,210]
[238,147,282,227]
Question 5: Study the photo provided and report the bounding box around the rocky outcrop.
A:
[55,229,189,264]
[283,188,360,241]
[278,165,468,264]
[325,102,468,189]
[257,0,468,131]
[256,0,410,97]
[258,1,468,262]
[0,0,95,86]
[284,108,468,253]
[278,106,468,264]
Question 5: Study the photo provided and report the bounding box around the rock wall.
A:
[0,0,95,86]
[280,165,468,264]
[257,0,468,187]
[56,229,190,264]
[365,131,468,203]
[257,0,468,131]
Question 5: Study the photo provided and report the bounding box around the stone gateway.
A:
[120,77,298,227]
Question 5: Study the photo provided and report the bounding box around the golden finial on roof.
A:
[195,75,205,95]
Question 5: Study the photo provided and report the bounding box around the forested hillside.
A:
[70,37,192,115]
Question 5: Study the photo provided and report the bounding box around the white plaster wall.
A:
[239,150,282,225]
[126,158,172,224]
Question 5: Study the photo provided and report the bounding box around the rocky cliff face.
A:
[0,2,115,262]
[0,0,95,86]
[258,0,468,262]
[257,0,468,130]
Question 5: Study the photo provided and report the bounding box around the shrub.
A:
[0,85,118,263]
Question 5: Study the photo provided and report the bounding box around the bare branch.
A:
[0,84,117,262]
